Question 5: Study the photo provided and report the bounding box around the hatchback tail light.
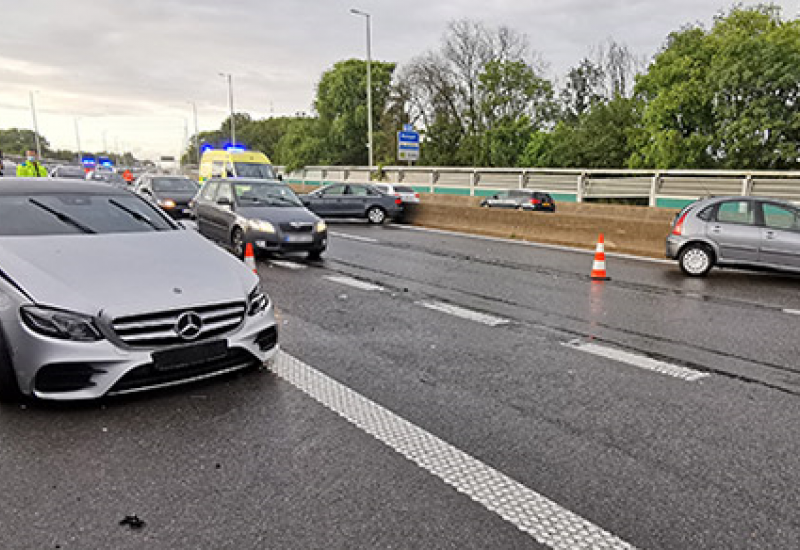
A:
[395,198,402,205]
[414,193,420,199]
[672,211,689,235]
[531,198,541,205]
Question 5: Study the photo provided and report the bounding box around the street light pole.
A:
[74,117,82,162]
[188,100,200,164]
[29,91,41,159]
[218,73,235,146]
[350,8,373,177]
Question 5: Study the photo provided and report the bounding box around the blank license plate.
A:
[285,234,313,243]
[152,340,228,371]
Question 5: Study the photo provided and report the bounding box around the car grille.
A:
[108,347,260,395]
[111,301,246,348]
[279,222,314,233]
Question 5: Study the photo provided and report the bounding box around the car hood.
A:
[0,230,257,318]
[235,206,319,224]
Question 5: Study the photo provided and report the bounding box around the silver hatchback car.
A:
[0,179,278,401]
[666,196,800,276]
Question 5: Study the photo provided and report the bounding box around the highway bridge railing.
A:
[276,166,800,209]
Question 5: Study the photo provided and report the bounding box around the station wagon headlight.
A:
[316,220,327,232]
[20,306,103,342]
[247,286,270,316]
[247,219,276,233]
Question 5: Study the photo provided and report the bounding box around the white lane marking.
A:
[783,308,800,316]
[563,340,710,382]
[417,300,510,326]
[330,231,379,243]
[398,225,674,265]
[270,260,307,270]
[272,351,635,550]
[325,275,385,292]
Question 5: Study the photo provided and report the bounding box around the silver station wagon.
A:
[667,196,800,276]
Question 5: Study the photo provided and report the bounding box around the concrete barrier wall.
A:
[290,184,677,258]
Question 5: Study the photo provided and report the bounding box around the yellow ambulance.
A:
[198,147,278,183]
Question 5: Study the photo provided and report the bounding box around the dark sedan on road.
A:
[667,195,800,276]
[301,183,403,224]
[194,178,327,259]
[135,175,199,219]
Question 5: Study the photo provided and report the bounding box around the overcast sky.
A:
[1,0,798,160]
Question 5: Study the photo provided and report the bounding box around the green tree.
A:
[633,5,800,169]
[0,128,50,156]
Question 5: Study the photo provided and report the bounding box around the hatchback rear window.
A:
[0,193,175,236]
[394,186,415,193]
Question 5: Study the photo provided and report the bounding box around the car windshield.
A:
[0,193,175,236]
[153,177,198,192]
[234,163,276,179]
[233,182,303,207]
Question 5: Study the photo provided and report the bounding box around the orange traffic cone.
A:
[590,234,610,281]
[244,242,257,274]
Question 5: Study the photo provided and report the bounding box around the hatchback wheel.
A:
[367,206,387,225]
[231,228,246,259]
[679,244,714,277]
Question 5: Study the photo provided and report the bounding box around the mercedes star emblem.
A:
[175,311,203,340]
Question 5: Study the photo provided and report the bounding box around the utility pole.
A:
[74,117,82,162]
[350,9,373,177]
[29,91,41,158]
[188,100,200,164]
[218,73,235,146]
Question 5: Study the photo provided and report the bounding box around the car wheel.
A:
[231,227,246,259]
[307,249,324,261]
[0,329,21,403]
[367,206,387,225]
[679,243,714,277]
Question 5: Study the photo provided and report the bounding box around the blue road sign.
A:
[398,131,420,143]
[398,127,420,161]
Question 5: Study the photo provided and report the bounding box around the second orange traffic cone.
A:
[244,242,257,274]
[590,234,610,281]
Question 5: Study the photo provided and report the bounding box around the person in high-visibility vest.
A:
[16,150,48,177]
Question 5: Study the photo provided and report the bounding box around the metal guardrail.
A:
[278,166,800,209]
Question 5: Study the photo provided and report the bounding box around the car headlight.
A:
[158,199,176,208]
[20,306,103,342]
[247,286,270,316]
[247,219,276,233]
[316,220,327,232]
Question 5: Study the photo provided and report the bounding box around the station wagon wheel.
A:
[367,206,387,225]
[679,243,714,277]
[231,227,246,259]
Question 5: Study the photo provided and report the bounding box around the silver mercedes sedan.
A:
[0,178,278,401]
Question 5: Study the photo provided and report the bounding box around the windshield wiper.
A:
[108,199,161,231]
[28,199,96,234]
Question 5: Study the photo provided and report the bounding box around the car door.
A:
[344,185,372,216]
[487,191,514,208]
[707,199,761,263]
[210,182,236,241]
[758,202,800,269]
[195,181,220,239]
[307,185,347,216]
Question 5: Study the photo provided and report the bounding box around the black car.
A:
[301,183,403,224]
[135,175,199,219]
[193,178,327,259]
[480,189,556,212]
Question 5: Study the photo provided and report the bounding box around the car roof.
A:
[0,178,129,195]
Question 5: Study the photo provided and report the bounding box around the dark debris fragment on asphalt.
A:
[119,515,146,530]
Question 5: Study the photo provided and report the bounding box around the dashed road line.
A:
[783,308,800,316]
[325,275,385,292]
[563,340,710,382]
[270,260,307,270]
[417,300,510,327]
[330,231,379,243]
[272,351,635,550]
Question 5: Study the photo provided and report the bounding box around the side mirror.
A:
[217,197,233,207]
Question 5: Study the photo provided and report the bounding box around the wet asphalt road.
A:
[2,222,800,549]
